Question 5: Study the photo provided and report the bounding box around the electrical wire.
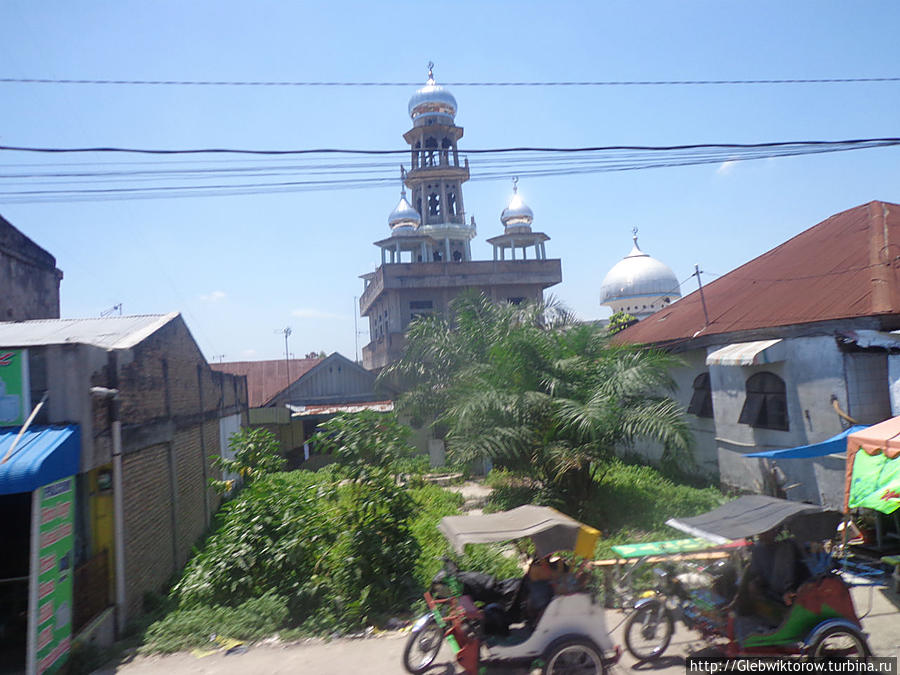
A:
[2,77,899,87]
[2,138,898,156]
[0,138,896,203]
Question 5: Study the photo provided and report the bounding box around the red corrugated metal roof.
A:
[615,201,900,346]
[211,358,321,408]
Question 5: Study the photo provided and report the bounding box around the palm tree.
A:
[380,292,692,517]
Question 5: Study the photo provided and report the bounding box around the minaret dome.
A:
[408,63,457,127]
[500,177,534,234]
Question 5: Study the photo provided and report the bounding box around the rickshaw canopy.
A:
[666,495,842,544]
[845,416,900,514]
[439,505,599,558]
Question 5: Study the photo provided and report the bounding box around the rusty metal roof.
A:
[211,358,321,408]
[615,201,900,347]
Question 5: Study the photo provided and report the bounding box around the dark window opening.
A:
[410,300,433,310]
[507,297,525,305]
[739,371,789,431]
[687,372,714,418]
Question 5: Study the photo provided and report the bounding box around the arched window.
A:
[739,371,789,431]
[687,372,713,418]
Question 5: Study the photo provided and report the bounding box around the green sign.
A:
[0,349,29,426]
[33,476,74,674]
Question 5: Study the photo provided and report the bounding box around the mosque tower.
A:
[359,65,562,370]
[599,230,681,320]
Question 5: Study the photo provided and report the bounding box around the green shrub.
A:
[169,469,418,635]
[142,593,289,653]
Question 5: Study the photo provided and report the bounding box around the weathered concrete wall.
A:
[0,215,62,321]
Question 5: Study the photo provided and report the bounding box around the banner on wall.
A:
[28,476,75,675]
[0,349,30,426]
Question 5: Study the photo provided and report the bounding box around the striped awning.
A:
[706,339,784,367]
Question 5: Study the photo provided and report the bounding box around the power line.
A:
[2,77,899,87]
[0,138,896,204]
[2,137,898,156]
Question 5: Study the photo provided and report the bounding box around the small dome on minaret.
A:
[388,180,421,234]
[500,178,534,234]
[408,63,457,126]
[600,229,681,320]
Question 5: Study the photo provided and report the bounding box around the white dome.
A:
[388,190,421,233]
[600,236,680,317]
[408,65,457,125]
[501,189,534,233]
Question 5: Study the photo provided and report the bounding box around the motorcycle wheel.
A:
[623,601,674,661]
[402,614,444,674]
[808,626,872,660]
[543,638,605,675]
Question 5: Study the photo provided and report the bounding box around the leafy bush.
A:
[142,593,289,653]
[209,427,285,495]
[311,410,416,475]
[169,468,418,635]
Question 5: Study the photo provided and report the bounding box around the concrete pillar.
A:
[381,248,386,265]
[444,237,450,261]
[540,242,546,259]
[511,245,516,260]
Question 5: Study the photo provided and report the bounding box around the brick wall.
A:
[97,315,248,618]
[121,444,174,618]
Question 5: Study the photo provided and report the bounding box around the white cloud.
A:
[200,290,227,302]
[291,308,347,320]
[716,160,737,175]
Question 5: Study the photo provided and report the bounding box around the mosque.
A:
[358,67,561,370]
[599,229,681,320]
[358,67,681,370]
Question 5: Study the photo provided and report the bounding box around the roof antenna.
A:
[427,61,435,84]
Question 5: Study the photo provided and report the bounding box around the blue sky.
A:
[1,1,899,362]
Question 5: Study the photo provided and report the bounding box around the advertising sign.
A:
[29,476,74,675]
[0,349,30,426]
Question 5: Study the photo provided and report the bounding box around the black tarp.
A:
[666,495,842,543]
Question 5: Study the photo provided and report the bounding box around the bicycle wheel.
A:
[402,614,444,674]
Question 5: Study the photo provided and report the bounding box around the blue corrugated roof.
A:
[0,425,80,495]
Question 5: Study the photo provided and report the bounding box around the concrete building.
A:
[0,314,247,672]
[0,214,63,322]
[614,201,900,508]
[359,67,562,370]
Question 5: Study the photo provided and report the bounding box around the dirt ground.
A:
[95,584,900,675]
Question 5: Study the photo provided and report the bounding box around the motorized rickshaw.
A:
[623,495,872,661]
[403,505,621,675]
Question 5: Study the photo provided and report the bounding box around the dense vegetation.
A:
[381,292,693,517]
[137,296,725,653]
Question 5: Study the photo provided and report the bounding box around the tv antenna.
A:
[100,303,122,317]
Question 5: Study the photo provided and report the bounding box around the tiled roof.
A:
[615,201,900,347]
[211,358,321,408]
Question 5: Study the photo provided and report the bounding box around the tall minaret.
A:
[402,63,476,262]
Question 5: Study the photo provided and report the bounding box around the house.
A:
[614,201,900,507]
[213,353,393,467]
[0,313,247,673]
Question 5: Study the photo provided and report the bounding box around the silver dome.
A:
[599,236,680,304]
[408,65,457,123]
[500,183,534,233]
[388,190,421,233]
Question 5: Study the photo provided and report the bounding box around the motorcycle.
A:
[403,504,621,675]
[623,495,872,661]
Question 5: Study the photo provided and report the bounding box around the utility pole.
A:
[694,264,710,327]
